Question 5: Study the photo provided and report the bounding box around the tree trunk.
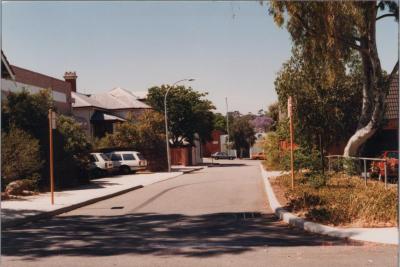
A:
[343,3,386,157]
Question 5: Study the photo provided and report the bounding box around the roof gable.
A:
[385,73,399,120]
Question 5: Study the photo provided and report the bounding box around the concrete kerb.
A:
[3,171,187,229]
[259,163,398,245]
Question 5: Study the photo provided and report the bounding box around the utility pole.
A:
[48,109,56,205]
[225,97,230,156]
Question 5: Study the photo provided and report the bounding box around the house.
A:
[202,130,224,157]
[364,73,399,156]
[1,51,73,115]
[72,87,151,139]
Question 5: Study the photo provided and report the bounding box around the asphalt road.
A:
[2,159,397,267]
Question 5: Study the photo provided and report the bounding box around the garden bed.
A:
[270,172,398,228]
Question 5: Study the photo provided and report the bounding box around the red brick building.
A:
[202,130,224,157]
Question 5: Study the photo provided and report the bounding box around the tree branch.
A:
[294,13,363,51]
[376,13,397,21]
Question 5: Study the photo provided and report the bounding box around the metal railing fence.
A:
[325,155,396,189]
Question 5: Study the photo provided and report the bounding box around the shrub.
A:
[2,91,92,189]
[1,126,42,188]
[53,115,92,187]
[263,132,281,170]
[273,173,397,226]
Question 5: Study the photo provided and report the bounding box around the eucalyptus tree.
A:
[268,1,398,156]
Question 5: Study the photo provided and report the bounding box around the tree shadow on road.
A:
[2,211,362,260]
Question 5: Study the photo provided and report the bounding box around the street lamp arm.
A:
[164,78,193,101]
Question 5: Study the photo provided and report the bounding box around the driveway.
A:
[2,159,397,267]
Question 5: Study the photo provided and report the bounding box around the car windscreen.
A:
[89,155,98,162]
[123,154,136,160]
[136,153,145,160]
[99,153,110,161]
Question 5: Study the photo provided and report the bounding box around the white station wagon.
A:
[89,152,114,177]
[107,151,148,174]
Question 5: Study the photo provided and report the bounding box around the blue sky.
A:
[2,1,398,113]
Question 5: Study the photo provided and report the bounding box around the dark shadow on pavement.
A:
[2,211,362,260]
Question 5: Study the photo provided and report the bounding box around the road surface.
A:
[2,160,397,267]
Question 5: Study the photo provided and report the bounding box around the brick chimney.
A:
[64,71,77,92]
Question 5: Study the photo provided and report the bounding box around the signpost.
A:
[48,109,56,205]
[288,97,294,189]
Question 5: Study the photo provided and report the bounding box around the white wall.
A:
[1,78,67,103]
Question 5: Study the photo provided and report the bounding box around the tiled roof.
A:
[72,87,151,110]
[108,87,150,106]
[385,73,399,120]
[11,65,71,94]
[72,92,105,109]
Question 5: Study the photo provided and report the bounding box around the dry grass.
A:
[271,173,398,227]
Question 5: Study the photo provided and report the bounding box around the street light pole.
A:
[164,78,195,172]
[225,97,230,156]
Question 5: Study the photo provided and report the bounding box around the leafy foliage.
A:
[212,112,227,133]
[1,126,42,187]
[268,1,399,156]
[250,115,273,132]
[2,90,92,189]
[262,132,281,170]
[274,49,363,151]
[54,115,92,187]
[229,114,256,158]
[265,102,279,131]
[98,110,167,171]
[146,85,215,146]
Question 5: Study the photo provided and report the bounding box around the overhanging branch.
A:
[376,13,397,21]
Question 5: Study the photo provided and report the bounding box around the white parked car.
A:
[89,153,114,177]
[107,151,148,174]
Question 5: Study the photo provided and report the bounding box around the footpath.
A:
[259,164,398,245]
[2,167,201,229]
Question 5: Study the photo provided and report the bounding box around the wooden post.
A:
[384,160,388,189]
[49,109,55,205]
[288,96,294,189]
[363,159,367,186]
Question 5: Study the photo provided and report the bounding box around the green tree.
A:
[265,102,279,131]
[230,114,256,158]
[146,85,215,146]
[268,1,399,156]
[274,49,363,153]
[212,112,227,132]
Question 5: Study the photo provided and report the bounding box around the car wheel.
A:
[120,165,131,175]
